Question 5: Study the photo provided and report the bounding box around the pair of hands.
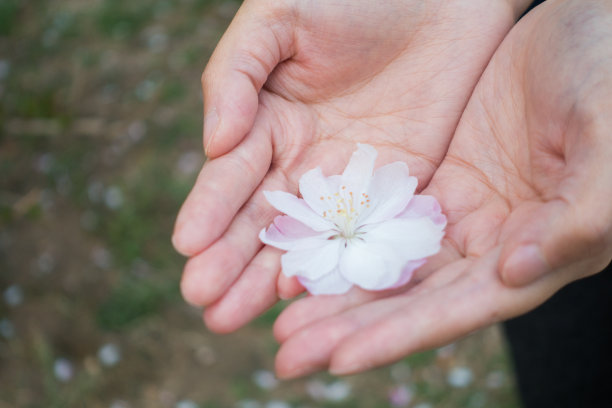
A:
[173,0,612,378]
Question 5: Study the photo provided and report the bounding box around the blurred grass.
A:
[96,278,178,331]
[0,0,19,36]
[96,0,154,39]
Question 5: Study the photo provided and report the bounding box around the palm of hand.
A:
[258,0,521,182]
[172,0,523,332]
[273,0,612,378]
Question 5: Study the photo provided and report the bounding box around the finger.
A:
[275,295,401,379]
[277,274,304,300]
[180,167,292,306]
[202,1,294,158]
[327,248,570,375]
[499,165,612,287]
[327,273,483,376]
[273,289,385,343]
[203,246,283,333]
[172,117,272,257]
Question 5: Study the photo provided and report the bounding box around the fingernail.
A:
[502,244,550,286]
[204,108,219,156]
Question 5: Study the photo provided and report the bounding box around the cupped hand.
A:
[172,0,529,332]
[273,0,612,378]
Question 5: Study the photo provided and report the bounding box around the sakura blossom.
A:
[259,144,446,295]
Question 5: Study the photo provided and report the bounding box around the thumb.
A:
[202,1,294,158]
[499,196,612,287]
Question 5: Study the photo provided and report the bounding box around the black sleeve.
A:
[503,264,612,408]
[521,0,546,19]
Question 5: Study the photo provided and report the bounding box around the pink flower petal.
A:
[358,162,418,225]
[281,239,343,280]
[259,216,332,251]
[259,215,334,251]
[298,267,353,295]
[398,195,447,227]
[389,259,427,289]
[272,215,320,238]
[263,190,332,231]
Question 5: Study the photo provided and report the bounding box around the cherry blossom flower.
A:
[259,144,446,295]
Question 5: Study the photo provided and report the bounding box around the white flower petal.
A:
[388,259,426,289]
[263,190,332,231]
[298,267,353,295]
[362,217,444,261]
[281,239,343,280]
[339,240,404,290]
[341,144,377,196]
[299,167,340,215]
[358,162,418,225]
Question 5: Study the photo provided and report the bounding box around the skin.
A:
[173,0,612,378]
[273,0,612,378]
[172,0,530,331]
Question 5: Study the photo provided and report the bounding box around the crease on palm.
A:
[262,58,474,187]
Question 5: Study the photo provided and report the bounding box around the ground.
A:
[0,1,520,407]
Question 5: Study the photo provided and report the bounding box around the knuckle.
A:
[241,196,274,230]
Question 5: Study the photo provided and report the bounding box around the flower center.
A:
[319,185,370,240]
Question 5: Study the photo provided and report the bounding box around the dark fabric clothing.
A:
[521,0,546,19]
[503,266,612,408]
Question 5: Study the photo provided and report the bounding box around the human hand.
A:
[273,0,612,378]
[172,0,530,332]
